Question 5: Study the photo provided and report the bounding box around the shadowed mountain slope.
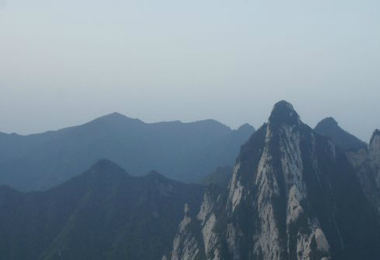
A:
[314,117,366,151]
[0,160,204,260]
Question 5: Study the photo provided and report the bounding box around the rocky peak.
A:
[268,100,301,129]
[165,101,380,260]
[370,129,380,149]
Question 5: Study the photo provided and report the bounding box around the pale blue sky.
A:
[0,0,379,141]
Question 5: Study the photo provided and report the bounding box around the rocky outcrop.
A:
[169,204,205,260]
[370,130,380,174]
[166,185,225,260]
[165,101,380,260]
[347,129,380,215]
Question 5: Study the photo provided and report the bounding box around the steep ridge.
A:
[314,117,366,151]
[347,129,380,215]
[0,113,255,191]
[165,101,380,260]
[0,160,204,260]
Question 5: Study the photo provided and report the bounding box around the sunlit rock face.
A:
[165,101,380,260]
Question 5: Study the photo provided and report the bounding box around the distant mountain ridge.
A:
[0,113,255,191]
[0,160,204,260]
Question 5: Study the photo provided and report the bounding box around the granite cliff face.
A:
[165,101,380,260]
[347,129,380,215]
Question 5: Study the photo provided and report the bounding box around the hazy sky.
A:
[0,0,379,141]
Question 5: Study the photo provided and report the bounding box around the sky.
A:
[0,0,379,141]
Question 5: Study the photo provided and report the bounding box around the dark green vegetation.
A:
[314,117,367,151]
[0,113,254,191]
[0,160,204,260]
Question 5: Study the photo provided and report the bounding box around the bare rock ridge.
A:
[165,101,380,260]
[346,129,380,216]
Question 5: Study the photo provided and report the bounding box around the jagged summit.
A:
[268,100,301,127]
[371,129,380,141]
[370,129,380,147]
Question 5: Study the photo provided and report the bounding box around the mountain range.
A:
[0,113,255,191]
[1,101,379,260]
[164,101,380,260]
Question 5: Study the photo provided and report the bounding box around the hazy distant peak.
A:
[108,112,127,118]
[87,159,129,176]
[237,123,255,132]
[192,119,231,129]
[370,129,380,146]
[197,119,224,124]
[315,117,367,151]
[93,112,142,123]
[315,117,339,129]
[0,111,253,190]
[74,113,146,132]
